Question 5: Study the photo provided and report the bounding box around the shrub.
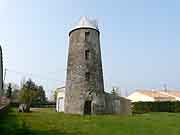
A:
[132,101,180,114]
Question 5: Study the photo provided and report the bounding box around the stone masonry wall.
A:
[65,28,105,115]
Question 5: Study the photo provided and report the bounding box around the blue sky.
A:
[0,0,180,98]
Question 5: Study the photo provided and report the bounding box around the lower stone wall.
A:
[104,93,114,114]
[119,97,132,115]
[0,96,10,116]
[104,93,132,115]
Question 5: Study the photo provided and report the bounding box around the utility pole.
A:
[163,84,168,92]
[3,68,7,89]
[125,88,128,97]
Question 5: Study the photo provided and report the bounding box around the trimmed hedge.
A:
[11,101,56,108]
[132,101,180,114]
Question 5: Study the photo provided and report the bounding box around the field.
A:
[1,108,180,135]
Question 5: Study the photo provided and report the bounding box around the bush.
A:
[132,101,180,114]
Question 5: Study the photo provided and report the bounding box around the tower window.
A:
[85,72,90,81]
[85,50,90,60]
[85,31,90,41]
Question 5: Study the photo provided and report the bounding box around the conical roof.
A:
[70,17,99,32]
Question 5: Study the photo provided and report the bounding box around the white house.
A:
[56,87,65,112]
[160,91,180,101]
[127,90,180,102]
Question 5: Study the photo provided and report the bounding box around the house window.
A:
[85,31,90,41]
[85,50,90,60]
[85,72,90,81]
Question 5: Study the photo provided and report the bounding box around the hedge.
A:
[132,101,180,114]
[11,101,56,108]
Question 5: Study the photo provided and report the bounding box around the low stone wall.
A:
[0,96,10,116]
[104,93,132,115]
[119,97,132,115]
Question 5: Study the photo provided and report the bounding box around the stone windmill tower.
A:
[64,17,106,115]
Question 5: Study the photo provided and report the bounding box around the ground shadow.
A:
[0,108,76,135]
[25,129,76,135]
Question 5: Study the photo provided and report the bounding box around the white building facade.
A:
[56,87,65,112]
[127,90,180,102]
[127,91,155,102]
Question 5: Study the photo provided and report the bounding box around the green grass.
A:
[1,108,180,135]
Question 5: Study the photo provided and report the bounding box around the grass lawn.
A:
[1,108,180,135]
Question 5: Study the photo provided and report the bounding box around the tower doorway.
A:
[84,101,92,115]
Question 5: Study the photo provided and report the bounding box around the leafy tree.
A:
[32,85,46,104]
[37,86,46,102]
[53,89,58,102]
[8,83,20,102]
[6,83,12,98]
[19,79,37,112]
[111,87,120,96]
[111,87,116,95]
[12,89,20,101]
[18,78,47,112]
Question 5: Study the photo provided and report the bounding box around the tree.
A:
[6,83,12,98]
[18,79,37,112]
[8,83,20,102]
[18,78,47,112]
[111,87,116,96]
[32,85,46,104]
[111,87,120,96]
[37,85,46,102]
[53,89,58,102]
[12,89,20,102]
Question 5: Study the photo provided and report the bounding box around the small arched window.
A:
[85,31,90,41]
[85,50,90,60]
[85,72,90,81]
